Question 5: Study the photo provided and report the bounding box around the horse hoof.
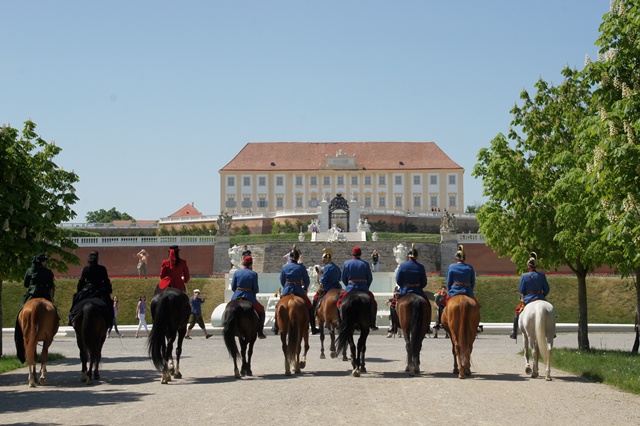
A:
[531,372,539,379]
[39,378,47,386]
[161,379,168,384]
[93,373,100,381]
[352,369,360,377]
[453,368,459,375]
[405,366,410,372]
[299,362,306,370]
[234,372,241,379]
[320,353,326,359]
[360,367,367,373]
[246,369,253,377]
[86,379,94,385]
[525,366,532,375]
[330,352,337,359]
[545,376,552,381]
[29,382,37,388]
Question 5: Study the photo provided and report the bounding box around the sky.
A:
[1,1,611,222]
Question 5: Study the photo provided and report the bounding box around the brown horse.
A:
[441,295,480,379]
[72,297,110,384]
[315,288,348,361]
[275,294,310,375]
[396,293,431,376]
[15,298,59,387]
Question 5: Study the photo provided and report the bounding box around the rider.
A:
[230,255,267,339]
[510,252,550,339]
[395,244,431,333]
[275,244,320,335]
[312,248,343,322]
[69,251,114,325]
[21,253,55,305]
[446,245,476,300]
[337,246,378,331]
[158,245,190,293]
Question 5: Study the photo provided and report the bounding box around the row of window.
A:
[227,174,456,187]
[226,194,457,209]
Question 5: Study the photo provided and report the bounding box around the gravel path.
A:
[1,331,639,425]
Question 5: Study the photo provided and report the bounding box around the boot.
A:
[370,305,378,331]
[309,308,320,335]
[272,319,279,335]
[509,314,518,339]
[258,312,267,339]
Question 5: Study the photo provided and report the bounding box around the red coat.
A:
[159,259,190,292]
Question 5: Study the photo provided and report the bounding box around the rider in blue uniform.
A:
[395,245,431,333]
[338,246,378,330]
[446,245,476,298]
[312,248,342,320]
[231,256,267,339]
[510,252,549,339]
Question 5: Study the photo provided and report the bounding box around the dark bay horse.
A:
[15,298,59,387]
[275,294,310,375]
[441,295,480,379]
[223,299,260,378]
[396,293,431,376]
[72,297,110,385]
[335,291,371,377]
[148,287,191,384]
[316,288,348,361]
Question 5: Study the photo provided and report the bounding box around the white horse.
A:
[519,300,556,381]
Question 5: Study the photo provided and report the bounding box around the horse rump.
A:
[223,299,259,361]
[147,288,190,374]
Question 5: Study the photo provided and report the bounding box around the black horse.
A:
[147,287,191,384]
[72,297,110,385]
[223,299,260,378]
[335,291,372,377]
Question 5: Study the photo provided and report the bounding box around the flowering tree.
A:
[0,121,79,355]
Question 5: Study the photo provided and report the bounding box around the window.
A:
[258,176,266,186]
[226,196,236,208]
[365,196,371,207]
[449,195,457,207]
[276,176,284,186]
[379,196,386,207]
[449,175,456,185]
[243,177,251,187]
[351,176,358,185]
[276,196,284,208]
[227,176,235,186]
[395,175,402,185]
[323,176,330,185]
[258,196,267,208]
[414,195,421,207]
[395,195,402,207]
[430,175,437,185]
[309,197,318,207]
[295,176,302,186]
[337,176,344,185]
[413,175,421,185]
[310,176,317,186]
[365,176,372,185]
[430,196,438,208]
[379,175,386,185]
[242,196,252,208]
[296,196,303,208]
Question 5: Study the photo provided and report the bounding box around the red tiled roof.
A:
[168,204,203,217]
[220,142,462,172]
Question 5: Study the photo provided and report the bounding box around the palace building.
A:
[219,142,465,219]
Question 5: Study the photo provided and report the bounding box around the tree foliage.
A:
[0,120,80,355]
[86,207,134,223]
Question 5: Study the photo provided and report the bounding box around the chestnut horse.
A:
[442,295,480,379]
[396,293,431,376]
[519,300,556,381]
[315,288,348,361]
[335,291,371,377]
[148,287,191,384]
[275,294,310,375]
[15,298,59,387]
[223,299,260,378]
[72,297,110,385]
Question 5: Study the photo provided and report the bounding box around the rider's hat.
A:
[527,252,538,268]
[33,253,49,263]
[242,255,253,267]
[322,248,333,260]
[408,243,418,259]
[352,246,362,257]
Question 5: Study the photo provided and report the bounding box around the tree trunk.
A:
[632,267,640,354]
[576,269,590,350]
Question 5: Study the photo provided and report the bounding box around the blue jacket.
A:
[342,257,372,292]
[395,259,427,297]
[446,261,476,298]
[519,270,550,304]
[280,262,310,297]
[231,268,260,304]
[189,296,204,314]
[319,262,342,292]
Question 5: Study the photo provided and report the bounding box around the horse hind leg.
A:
[531,340,540,379]
[320,328,326,359]
[28,364,37,388]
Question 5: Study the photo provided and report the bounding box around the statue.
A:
[328,223,347,243]
[440,211,457,234]
[307,218,320,233]
[227,244,244,289]
[217,212,233,236]
[393,243,408,272]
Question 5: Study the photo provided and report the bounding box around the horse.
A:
[315,288,348,361]
[441,295,480,379]
[223,299,260,378]
[335,291,372,377]
[71,297,110,385]
[148,287,191,384]
[396,293,431,376]
[519,299,556,381]
[15,298,59,387]
[275,294,310,375]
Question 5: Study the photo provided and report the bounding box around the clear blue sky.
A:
[1,1,610,222]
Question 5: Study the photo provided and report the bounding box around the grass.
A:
[553,348,640,394]
[0,353,65,374]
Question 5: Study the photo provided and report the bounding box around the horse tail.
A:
[535,302,555,363]
[223,303,240,361]
[336,298,356,355]
[148,298,168,372]
[285,300,300,362]
[15,306,29,364]
[410,297,424,358]
[81,303,104,366]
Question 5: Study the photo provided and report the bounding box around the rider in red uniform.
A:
[158,245,190,292]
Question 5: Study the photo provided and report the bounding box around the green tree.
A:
[473,68,607,350]
[0,120,79,355]
[584,0,640,351]
[465,203,483,214]
[86,207,134,223]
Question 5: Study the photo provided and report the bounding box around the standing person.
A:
[337,246,378,330]
[371,249,380,272]
[185,289,213,339]
[434,286,448,330]
[136,249,148,279]
[510,252,550,339]
[69,251,113,326]
[312,248,342,320]
[241,245,252,259]
[158,245,190,293]
[230,256,267,339]
[274,244,319,335]
[135,294,149,338]
[108,296,122,338]
[385,286,400,338]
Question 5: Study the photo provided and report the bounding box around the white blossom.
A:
[585,54,592,66]
[2,219,9,231]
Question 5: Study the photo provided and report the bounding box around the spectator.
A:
[108,295,122,338]
[241,245,251,259]
[136,249,148,279]
[185,289,213,339]
[371,249,380,272]
[135,294,149,338]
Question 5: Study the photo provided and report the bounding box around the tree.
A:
[473,68,607,350]
[86,207,134,223]
[583,0,640,351]
[0,120,79,355]
[465,203,483,214]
